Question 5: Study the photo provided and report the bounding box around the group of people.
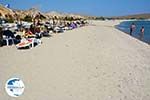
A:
[130,23,145,40]
[0,27,3,47]
[0,19,87,48]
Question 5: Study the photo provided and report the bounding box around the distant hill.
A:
[93,13,150,20]
[113,13,150,19]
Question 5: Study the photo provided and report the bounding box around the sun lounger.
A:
[53,27,64,33]
[16,38,41,49]
[3,37,14,46]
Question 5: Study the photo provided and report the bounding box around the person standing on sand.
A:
[130,23,136,35]
[139,26,144,40]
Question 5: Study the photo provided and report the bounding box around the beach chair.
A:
[16,38,42,49]
[53,26,64,33]
[3,37,14,46]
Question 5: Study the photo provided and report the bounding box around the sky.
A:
[0,0,150,16]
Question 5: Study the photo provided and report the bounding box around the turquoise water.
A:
[116,20,150,44]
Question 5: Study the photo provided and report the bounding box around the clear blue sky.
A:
[0,0,150,16]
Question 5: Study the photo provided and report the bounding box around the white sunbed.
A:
[16,38,41,49]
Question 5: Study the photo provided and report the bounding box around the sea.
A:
[116,20,150,44]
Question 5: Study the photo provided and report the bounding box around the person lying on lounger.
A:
[23,28,35,38]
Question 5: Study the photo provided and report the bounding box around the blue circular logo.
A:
[5,78,25,97]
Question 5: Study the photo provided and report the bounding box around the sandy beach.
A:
[0,20,150,100]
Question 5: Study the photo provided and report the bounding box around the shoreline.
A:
[115,20,150,45]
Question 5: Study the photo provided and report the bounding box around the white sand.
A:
[0,20,150,100]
